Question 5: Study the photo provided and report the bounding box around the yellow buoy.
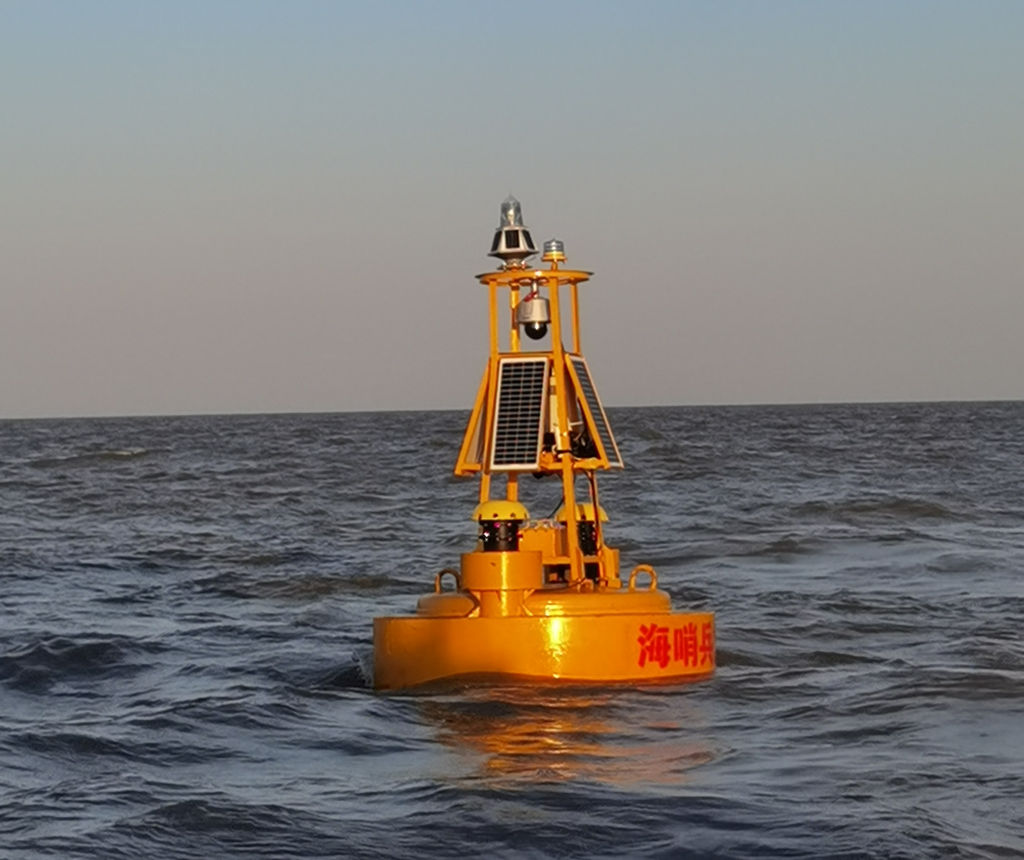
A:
[372,197,715,689]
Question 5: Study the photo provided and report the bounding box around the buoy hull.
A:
[373,611,714,690]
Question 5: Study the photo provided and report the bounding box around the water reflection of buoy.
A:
[373,198,715,690]
[423,689,716,787]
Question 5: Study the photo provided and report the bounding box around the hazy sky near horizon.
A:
[2,1,1022,418]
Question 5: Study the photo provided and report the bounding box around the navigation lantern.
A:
[488,195,537,267]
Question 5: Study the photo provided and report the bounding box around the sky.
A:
[2,0,1022,418]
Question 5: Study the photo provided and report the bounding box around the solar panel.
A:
[489,357,550,470]
[568,356,622,468]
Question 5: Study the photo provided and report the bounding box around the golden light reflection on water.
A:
[420,686,715,788]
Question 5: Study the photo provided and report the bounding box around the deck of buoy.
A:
[374,592,714,690]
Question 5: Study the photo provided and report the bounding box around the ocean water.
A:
[1,402,1022,859]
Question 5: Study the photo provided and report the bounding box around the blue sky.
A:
[2,1,1022,417]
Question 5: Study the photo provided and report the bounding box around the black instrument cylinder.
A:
[479,519,521,552]
[578,521,598,555]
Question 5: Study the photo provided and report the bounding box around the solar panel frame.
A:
[567,355,623,468]
[489,356,550,471]
[454,365,489,473]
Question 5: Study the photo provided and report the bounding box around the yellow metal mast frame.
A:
[454,261,621,584]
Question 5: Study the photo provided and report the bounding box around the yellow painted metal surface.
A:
[470,500,530,521]
[524,585,669,617]
[517,521,563,558]
[460,550,544,593]
[376,565,712,689]
[373,611,715,690]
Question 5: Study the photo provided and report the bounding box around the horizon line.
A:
[3,396,1022,423]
